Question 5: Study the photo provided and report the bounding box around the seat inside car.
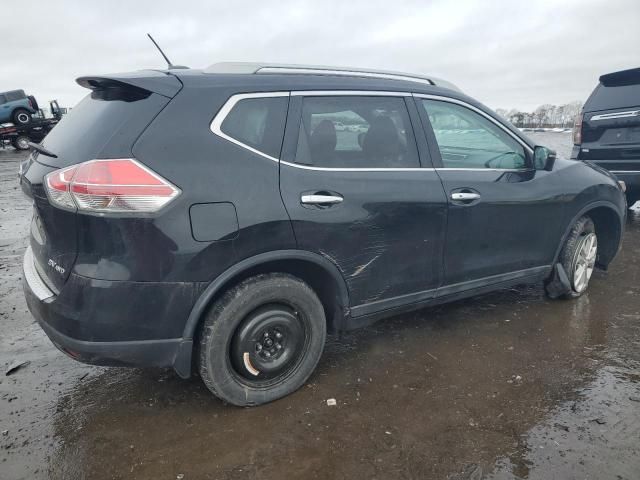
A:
[309,119,337,165]
[362,116,404,167]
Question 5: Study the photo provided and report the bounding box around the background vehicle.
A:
[572,67,640,207]
[0,89,38,125]
[21,64,626,406]
[0,100,63,150]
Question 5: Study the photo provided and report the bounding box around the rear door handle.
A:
[451,192,481,201]
[301,194,344,205]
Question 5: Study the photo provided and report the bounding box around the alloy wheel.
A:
[572,232,597,293]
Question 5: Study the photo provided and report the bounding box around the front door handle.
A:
[301,194,344,205]
[451,192,481,201]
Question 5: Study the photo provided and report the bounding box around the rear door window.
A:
[5,90,25,102]
[294,96,420,168]
[220,96,289,159]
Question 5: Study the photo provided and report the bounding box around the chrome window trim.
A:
[209,91,290,163]
[210,90,533,172]
[610,170,640,174]
[436,167,531,172]
[280,161,431,172]
[591,110,640,121]
[413,93,534,155]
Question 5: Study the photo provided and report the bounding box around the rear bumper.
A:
[22,246,195,377]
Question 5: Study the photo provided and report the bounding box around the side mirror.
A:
[534,146,556,171]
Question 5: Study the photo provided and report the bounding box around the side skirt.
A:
[346,266,552,330]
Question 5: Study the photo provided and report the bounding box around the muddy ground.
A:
[1,134,639,480]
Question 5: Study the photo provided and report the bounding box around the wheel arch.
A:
[173,250,350,378]
[553,201,624,270]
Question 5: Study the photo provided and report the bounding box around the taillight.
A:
[44,159,180,214]
[573,113,583,145]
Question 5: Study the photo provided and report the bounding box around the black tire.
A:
[557,216,597,299]
[198,273,327,406]
[12,135,30,151]
[12,109,31,126]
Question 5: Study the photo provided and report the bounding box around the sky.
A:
[2,0,638,112]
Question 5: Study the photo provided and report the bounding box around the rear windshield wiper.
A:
[28,142,58,158]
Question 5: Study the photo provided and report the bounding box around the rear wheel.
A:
[557,216,597,298]
[198,273,327,406]
[12,109,31,126]
[12,135,30,151]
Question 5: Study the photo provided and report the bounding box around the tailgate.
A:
[20,71,178,291]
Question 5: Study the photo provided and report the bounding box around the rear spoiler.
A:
[76,70,182,98]
[599,67,640,87]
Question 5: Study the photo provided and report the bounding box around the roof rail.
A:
[204,62,461,92]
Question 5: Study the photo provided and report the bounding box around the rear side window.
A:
[5,90,25,102]
[220,97,289,159]
[294,96,419,168]
[0,94,6,105]
[585,84,640,112]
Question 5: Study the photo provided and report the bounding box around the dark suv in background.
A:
[572,67,640,207]
[21,63,626,406]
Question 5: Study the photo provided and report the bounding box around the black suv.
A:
[572,67,640,207]
[21,63,626,406]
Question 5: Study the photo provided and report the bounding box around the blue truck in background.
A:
[0,89,38,125]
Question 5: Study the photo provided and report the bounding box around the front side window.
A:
[295,96,420,168]
[421,99,527,169]
[220,96,288,159]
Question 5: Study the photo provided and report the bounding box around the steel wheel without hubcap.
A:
[571,232,597,293]
[230,303,307,386]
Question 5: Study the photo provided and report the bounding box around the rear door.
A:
[279,92,448,314]
[580,74,640,172]
[415,95,565,288]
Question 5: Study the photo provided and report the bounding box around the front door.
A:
[416,95,566,288]
[279,93,448,314]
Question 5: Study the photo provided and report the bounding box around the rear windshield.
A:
[585,83,640,112]
[39,87,170,168]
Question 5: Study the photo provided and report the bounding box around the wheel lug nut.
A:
[275,332,282,339]
[276,344,282,350]
[265,351,271,358]
[256,344,262,352]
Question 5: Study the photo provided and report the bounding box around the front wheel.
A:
[198,273,327,406]
[556,216,598,298]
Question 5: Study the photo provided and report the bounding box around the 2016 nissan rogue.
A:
[21,63,626,406]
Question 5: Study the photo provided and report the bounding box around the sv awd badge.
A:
[47,259,65,276]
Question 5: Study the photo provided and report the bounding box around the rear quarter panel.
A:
[110,80,297,283]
